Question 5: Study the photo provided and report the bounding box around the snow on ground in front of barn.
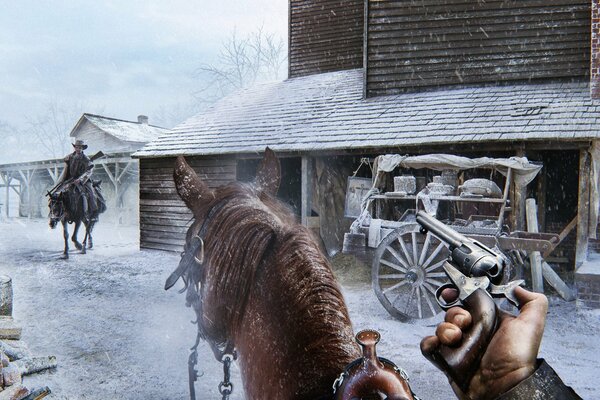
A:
[0,219,598,399]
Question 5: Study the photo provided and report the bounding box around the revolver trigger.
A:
[435,283,462,311]
[489,279,524,307]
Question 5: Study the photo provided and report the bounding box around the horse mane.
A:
[200,182,356,358]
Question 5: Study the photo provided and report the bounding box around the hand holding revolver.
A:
[415,211,580,399]
[421,286,547,400]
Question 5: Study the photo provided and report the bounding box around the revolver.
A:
[416,211,524,391]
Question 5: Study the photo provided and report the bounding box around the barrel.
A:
[0,275,13,317]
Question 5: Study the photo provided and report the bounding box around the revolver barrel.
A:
[416,211,465,250]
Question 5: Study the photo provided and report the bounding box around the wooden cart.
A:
[343,154,561,321]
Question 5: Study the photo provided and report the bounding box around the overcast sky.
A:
[0,0,288,133]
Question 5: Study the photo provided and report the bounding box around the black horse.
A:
[47,184,104,259]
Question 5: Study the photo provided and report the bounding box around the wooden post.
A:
[512,148,527,231]
[576,149,591,267]
[102,162,121,224]
[526,198,544,293]
[18,170,33,219]
[301,156,313,226]
[536,166,547,232]
[526,198,576,300]
[1,173,11,218]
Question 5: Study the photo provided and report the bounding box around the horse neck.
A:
[233,229,360,399]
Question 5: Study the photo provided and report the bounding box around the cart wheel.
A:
[372,224,450,321]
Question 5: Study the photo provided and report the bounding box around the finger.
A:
[436,321,463,346]
[420,335,440,359]
[441,287,459,303]
[514,286,548,328]
[445,307,472,329]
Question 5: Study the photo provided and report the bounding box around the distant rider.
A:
[55,140,101,221]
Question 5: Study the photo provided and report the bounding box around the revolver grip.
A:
[427,289,498,392]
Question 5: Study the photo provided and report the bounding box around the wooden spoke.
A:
[426,272,448,279]
[416,286,423,319]
[418,233,432,266]
[405,286,417,314]
[397,235,413,267]
[380,258,408,273]
[425,259,447,272]
[379,273,406,280]
[382,279,410,295]
[411,232,418,266]
[425,277,446,287]
[422,242,446,269]
[384,246,410,271]
[422,288,438,316]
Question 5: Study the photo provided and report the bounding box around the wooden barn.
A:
[134,0,600,306]
[0,114,170,224]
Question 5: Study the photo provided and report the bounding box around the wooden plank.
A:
[139,205,190,213]
[365,0,590,94]
[140,241,182,252]
[141,229,187,241]
[301,156,313,226]
[576,149,591,267]
[541,261,575,300]
[140,223,190,234]
[140,213,192,222]
[289,0,363,77]
[139,199,186,207]
[526,198,544,293]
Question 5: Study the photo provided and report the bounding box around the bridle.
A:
[164,201,237,400]
[48,193,65,226]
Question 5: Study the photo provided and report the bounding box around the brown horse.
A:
[169,149,412,399]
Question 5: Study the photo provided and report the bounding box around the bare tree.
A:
[194,26,287,105]
[25,101,86,159]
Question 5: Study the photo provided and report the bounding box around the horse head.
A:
[170,148,362,399]
[170,148,284,343]
[47,191,64,229]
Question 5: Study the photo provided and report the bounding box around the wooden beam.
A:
[101,164,117,186]
[116,161,135,182]
[576,149,591,267]
[526,198,544,293]
[541,261,575,301]
[542,216,577,258]
[301,156,313,226]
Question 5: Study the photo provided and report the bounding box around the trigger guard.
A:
[435,284,461,311]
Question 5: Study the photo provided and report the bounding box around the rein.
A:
[165,202,237,400]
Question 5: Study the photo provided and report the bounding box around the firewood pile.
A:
[1,276,56,400]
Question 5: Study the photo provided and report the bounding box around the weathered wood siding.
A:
[366,0,591,96]
[289,0,364,78]
[139,156,236,252]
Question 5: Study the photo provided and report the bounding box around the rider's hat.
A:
[72,139,88,150]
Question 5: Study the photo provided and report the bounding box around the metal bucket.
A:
[0,275,13,317]
[342,232,367,262]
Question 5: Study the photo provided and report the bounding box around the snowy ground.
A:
[0,218,598,399]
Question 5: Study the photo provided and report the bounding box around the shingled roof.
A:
[134,69,600,158]
[72,114,170,144]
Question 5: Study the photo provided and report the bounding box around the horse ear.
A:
[173,156,214,216]
[255,147,281,195]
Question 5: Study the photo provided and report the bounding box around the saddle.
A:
[333,330,417,400]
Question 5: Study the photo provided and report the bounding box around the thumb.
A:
[514,286,548,329]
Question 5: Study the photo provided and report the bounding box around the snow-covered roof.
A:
[134,69,600,158]
[72,114,171,143]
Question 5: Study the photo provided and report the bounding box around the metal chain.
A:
[219,353,234,400]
